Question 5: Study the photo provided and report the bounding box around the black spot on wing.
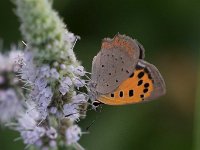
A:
[137,80,143,86]
[144,83,149,88]
[111,93,114,97]
[144,68,153,82]
[129,90,134,97]
[129,72,134,78]
[143,89,148,93]
[138,71,144,78]
[119,91,123,97]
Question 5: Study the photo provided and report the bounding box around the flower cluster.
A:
[2,0,90,149]
[15,102,58,149]
[19,49,88,119]
[14,36,88,150]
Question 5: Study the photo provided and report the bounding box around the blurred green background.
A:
[0,0,200,150]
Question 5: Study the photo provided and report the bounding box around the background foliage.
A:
[0,0,200,150]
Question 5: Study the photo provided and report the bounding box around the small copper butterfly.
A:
[89,33,166,107]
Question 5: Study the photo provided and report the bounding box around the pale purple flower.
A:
[0,89,23,123]
[35,86,53,112]
[18,112,38,130]
[64,32,76,43]
[21,127,45,145]
[49,140,57,148]
[61,77,73,86]
[59,77,72,95]
[72,94,87,103]
[40,65,51,78]
[46,127,57,139]
[63,103,80,121]
[9,50,24,70]
[65,125,82,145]
[60,64,66,70]
[49,107,57,114]
[35,77,48,91]
[72,78,85,89]
[26,103,41,121]
[43,86,53,98]
[50,68,59,79]
[35,140,43,147]
[20,53,36,82]
[14,102,58,148]
[17,107,44,145]
[38,107,48,119]
[73,66,85,76]
[0,50,23,72]
[16,105,57,146]
[56,111,63,118]
[0,54,7,71]
[59,86,70,95]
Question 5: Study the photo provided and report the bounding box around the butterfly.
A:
[88,33,166,107]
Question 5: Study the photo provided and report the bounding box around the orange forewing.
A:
[98,68,154,105]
